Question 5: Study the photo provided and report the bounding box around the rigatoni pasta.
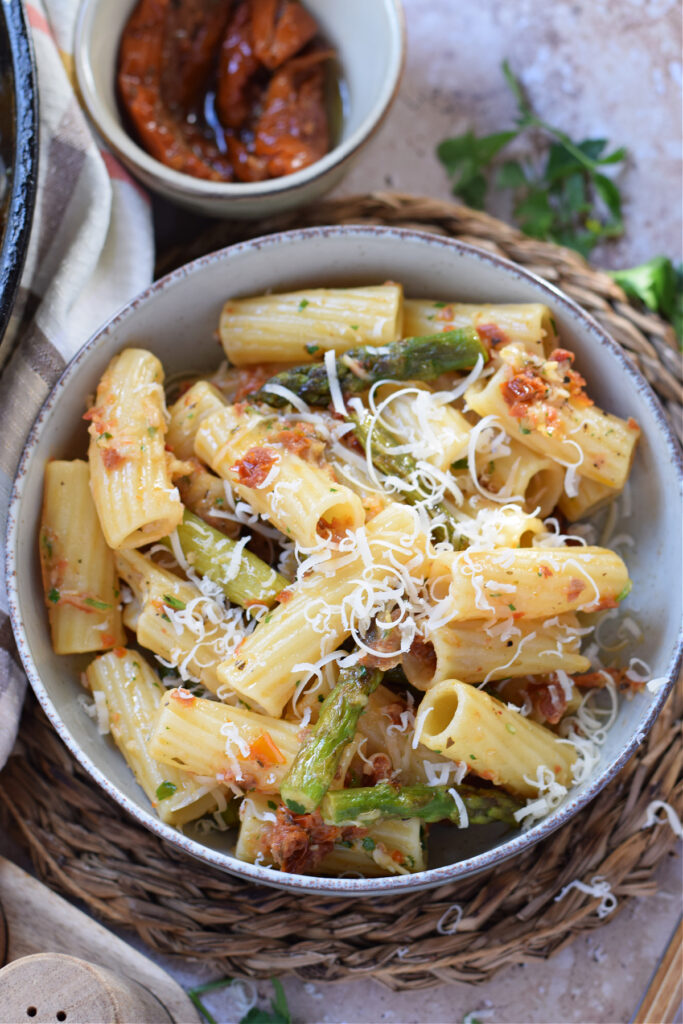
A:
[415,679,576,796]
[465,345,640,489]
[40,460,125,654]
[195,404,365,547]
[403,300,557,357]
[86,650,221,825]
[41,279,647,878]
[220,284,403,365]
[86,348,183,548]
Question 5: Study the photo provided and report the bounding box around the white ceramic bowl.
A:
[74,0,405,218]
[7,227,682,895]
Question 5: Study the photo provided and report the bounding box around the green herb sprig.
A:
[437,61,627,257]
[187,977,291,1024]
[610,256,683,341]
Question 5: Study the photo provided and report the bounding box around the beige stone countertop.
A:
[337,0,682,269]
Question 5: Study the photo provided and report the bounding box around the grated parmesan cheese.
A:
[324,349,347,416]
[642,800,683,838]
[436,903,463,935]
[554,874,617,919]
[448,787,469,829]
[92,691,110,735]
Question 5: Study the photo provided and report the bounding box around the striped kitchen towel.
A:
[0,0,154,766]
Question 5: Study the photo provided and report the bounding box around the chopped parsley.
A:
[155,780,177,800]
[163,594,186,610]
[83,597,111,610]
[48,588,60,604]
[361,836,376,851]
[297,298,309,311]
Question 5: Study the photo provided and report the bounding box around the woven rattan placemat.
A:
[2,193,681,989]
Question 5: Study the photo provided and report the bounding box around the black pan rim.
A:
[0,0,39,349]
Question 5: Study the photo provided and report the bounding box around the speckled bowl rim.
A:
[73,0,406,201]
[7,225,683,896]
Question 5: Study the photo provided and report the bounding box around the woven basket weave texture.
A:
[1,194,681,990]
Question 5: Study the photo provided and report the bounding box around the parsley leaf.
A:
[437,129,516,209]
[436,60,628,256]
[155,780,177,800]
[611,257,683,342]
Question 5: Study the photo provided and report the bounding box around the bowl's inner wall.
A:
[11,230,682,885]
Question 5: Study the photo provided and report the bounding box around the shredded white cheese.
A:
[92,691,110,735]
[642,800,683,838]
[324,348,347,416]
[554,875,617,919]
[436,903,463,935]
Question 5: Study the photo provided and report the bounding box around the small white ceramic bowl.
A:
[74,0,405,218]
[7,227,682,895]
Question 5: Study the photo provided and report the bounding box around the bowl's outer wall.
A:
[8,228,683,895]
[0,0,38,354]
[75,0,405,216]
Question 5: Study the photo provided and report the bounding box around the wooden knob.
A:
[0,953,174,1024]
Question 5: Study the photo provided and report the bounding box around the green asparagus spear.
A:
[351,410,463,547]
[253,329,488,408]
[280,664,383,814]
[321,782,522,828]
[161,510,289,610]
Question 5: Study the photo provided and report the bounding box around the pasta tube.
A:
[148,690,301,792]
[404,614,590,689]
[86,650,221,826]
[115,549,244,694]
[373,382,472,472]
[40,460,124,654]
[235,794,425,875]
[465,346,640,489]
[220,285,404,365]
[167,380,225,459]
[429,546,629,620]
[86,348,183,548]
[354,685,455,786]
[216,504,431,717]
[415,679,576,796]
[403,300,557,356]
[195,404,365,546]
[482,439,564,518]
[558,477,620,522]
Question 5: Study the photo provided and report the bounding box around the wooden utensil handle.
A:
[633,917,683,1024]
